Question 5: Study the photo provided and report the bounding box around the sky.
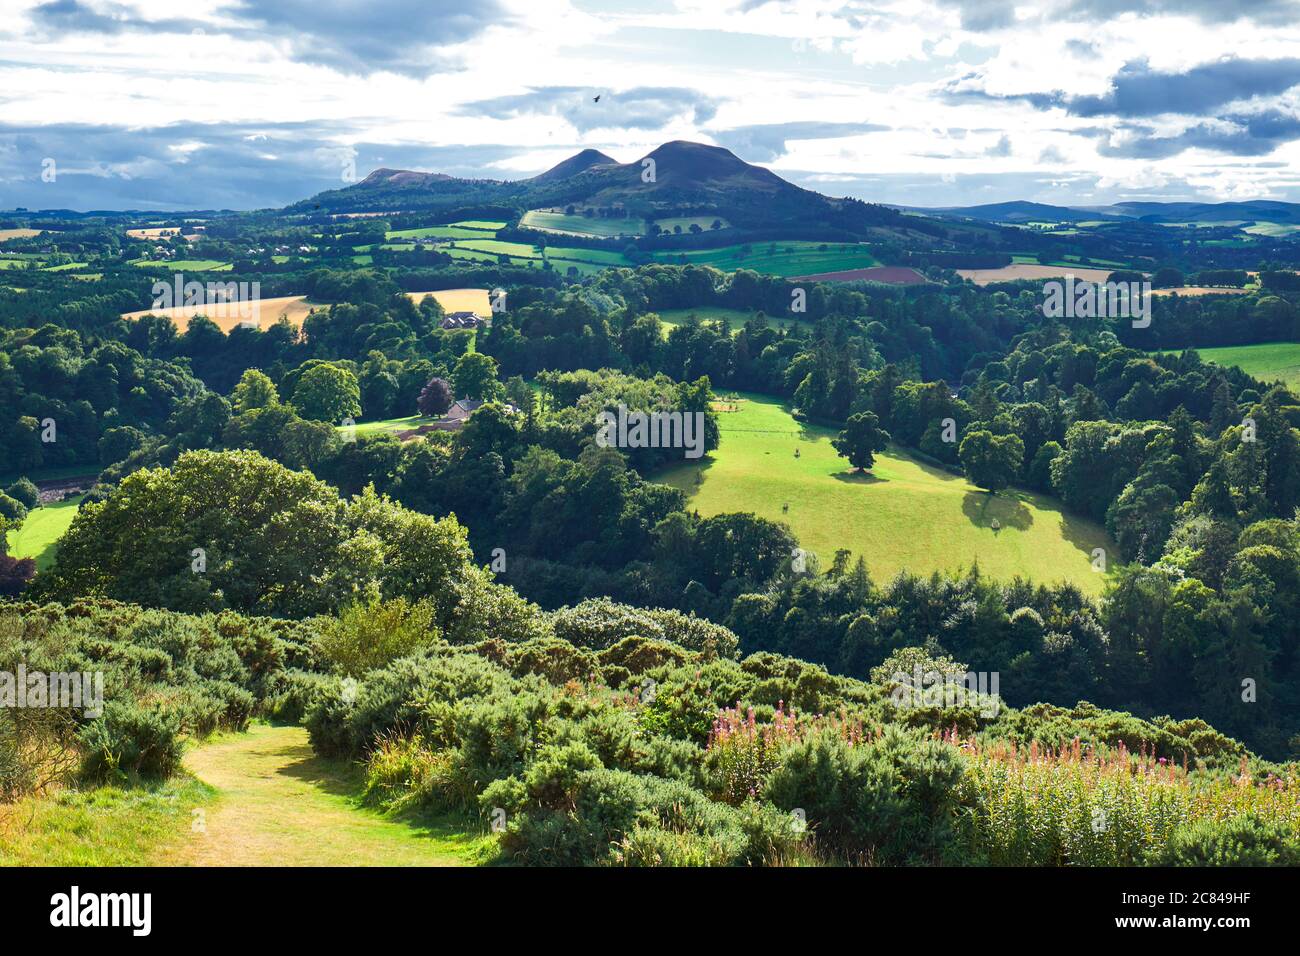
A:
[2,0,1300,211]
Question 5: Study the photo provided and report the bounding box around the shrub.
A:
[1149,815,1300,866]
[0,493,27,525]
[78,702,183,782]
[762,726,969,864]
[5,479,40,511]
[317,595,437,677]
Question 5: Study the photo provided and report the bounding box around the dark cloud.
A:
[935,0,1018,30]
[711,121,890,161]
[1068,58,1300,117]
[1095,110,1300,158]
[464,86,719,133]
[28,0,206,36]
[1058,0,1300,26]
[27,0,509,77]
[0,122,520,211]
[222,0,509,77]
[945,57,1300,134]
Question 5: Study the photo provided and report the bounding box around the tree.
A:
[832,412,890,472]
[452,352,503,402]
[0,516,35,597]
[33,449,472,618]
[292,364,362,423]
[231,369,279,414]
[959,429,1024,493]
[417,376,454,417]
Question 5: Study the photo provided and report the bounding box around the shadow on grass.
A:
[832,469,887,485]
[962,489,1033,531]
[276,743,498,859]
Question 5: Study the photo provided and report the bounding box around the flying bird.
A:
[593,94,601,103]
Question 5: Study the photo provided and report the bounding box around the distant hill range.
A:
[899,198,1300,226]
[290,140,904,233]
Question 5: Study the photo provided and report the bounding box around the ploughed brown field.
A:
[120,288,491,333]
[788,266,928,284]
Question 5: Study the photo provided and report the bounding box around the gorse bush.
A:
[1148,815,1300,866]
[78,702,183,783]
[8,592,1299,866]
[0,600,317,794]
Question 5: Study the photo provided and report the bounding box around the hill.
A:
[527,148,618,183]
[289,141,906,234]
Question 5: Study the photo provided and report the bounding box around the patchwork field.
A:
[656,394,1114,595]
[9,495,83,570]
[0,228,41,241]
[652,241,878,277]
[1190,341,1300,390]
[121,288,492,333]
[958,263,1115,285]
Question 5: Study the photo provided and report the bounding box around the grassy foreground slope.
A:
[658,394,1115,595]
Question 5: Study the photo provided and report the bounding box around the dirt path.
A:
[158,724,483,866]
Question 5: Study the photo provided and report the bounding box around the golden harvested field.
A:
[121,288,491,333]
[0,228,41,241]
[958,263,1114,285]
[409,287,492,316]
[126,227,182,239]
[121,295,323,333]
[1150,286,1251,297]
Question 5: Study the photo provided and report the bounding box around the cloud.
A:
[711,121,890,161]
[985,134,1012,157]
[1067,58,1300,118]
[944,57,1300,135]
[464,86,720,133]
[27,0,511,77]
[1094,110,1300,158]
[1057,0,1300,26]
[222,0,511,76]
[0,122,521,210]
[28,0,206,36]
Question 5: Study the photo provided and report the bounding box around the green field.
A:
[657,306,814,336]
[450,219,507,230]
[1191,341,1300,390]
[132,259,232,271]
[386,226,493,240]
[521,210,645,237]
[656,394,1114,595]
[1242,222,1300,237]
[9,495,83,570]
[651,241,878,277]
[340,415,438,438]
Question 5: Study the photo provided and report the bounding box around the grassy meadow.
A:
[656,306,815,336]
[9,495,83,570]
[521,209,645,237]
[657,394,1115,595]
[1192,341,1300,391]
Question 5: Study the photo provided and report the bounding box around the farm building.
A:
[441,311,485,329]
